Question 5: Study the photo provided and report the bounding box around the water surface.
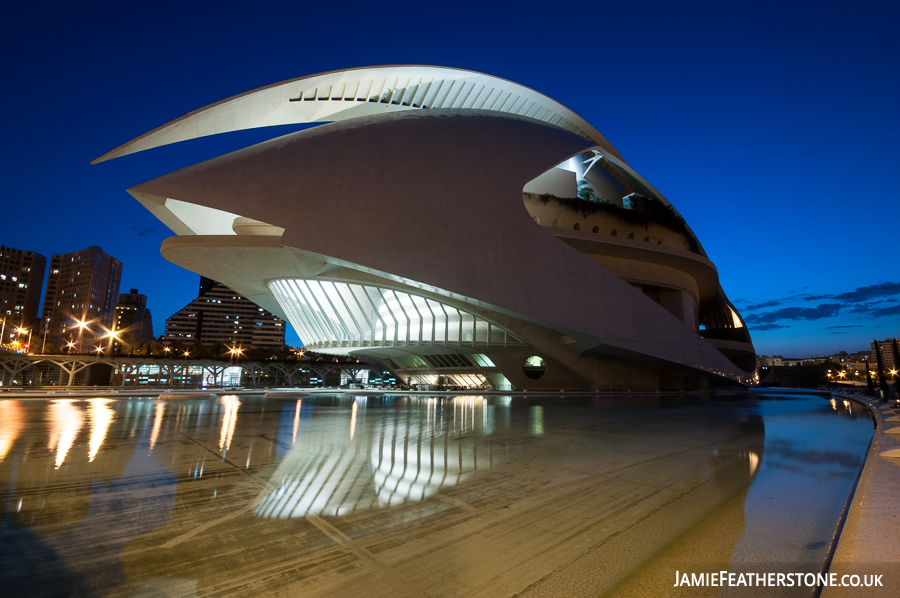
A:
[0,392,873,597]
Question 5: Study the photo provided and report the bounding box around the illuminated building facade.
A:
[98,66,756,390]
[0,245,46,344]
[114,288,155,345]
[871,339,898,372]
[42,246,122,348]
[162,277,285,348]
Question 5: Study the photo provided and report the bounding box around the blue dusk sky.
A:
[1,1,897,357]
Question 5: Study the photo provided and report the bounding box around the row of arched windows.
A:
[534,216,663,245]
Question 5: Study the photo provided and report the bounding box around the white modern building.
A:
[97,66,756,391]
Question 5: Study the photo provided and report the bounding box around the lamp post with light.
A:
[182,349,191,387]
[104,327,120,354]
[228,346,244,386]
[72,318,90,353]
[40,317,50,354]
[15,327,32,354]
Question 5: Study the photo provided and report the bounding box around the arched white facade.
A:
[100,66,757,391]
[268,279,521,352]
[94,65,624,164]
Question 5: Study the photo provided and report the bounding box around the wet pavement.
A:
[0,393,873,597]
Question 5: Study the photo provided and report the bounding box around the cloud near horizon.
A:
[745,300,782,310]
[799,282,900,303]
[132,227,160,238]
[745,303,843,325]
[753,323,791,331]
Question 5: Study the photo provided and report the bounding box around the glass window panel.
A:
[321,281,361,341]
[367,286,395,342]
[445,307,460,342]
[460,311,475,343]
[282,280,327,344]
[269,279,521,353]
[411,295,433,343]
[471,353,496,367]
[425,299,446,342]
[351,285,383,342]
[335,282,371,341]
[382,290,409,343]
[307,281,348,341]
[399,291,421,342]
[297,281,339,342]
[474,317,490,342]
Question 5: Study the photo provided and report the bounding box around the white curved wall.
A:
[95,65,624,164]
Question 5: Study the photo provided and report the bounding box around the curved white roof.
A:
[93,65,625,164]
[130,109,752,383]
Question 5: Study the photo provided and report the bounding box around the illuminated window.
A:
[269,279,521,351]
[523,356,546,379]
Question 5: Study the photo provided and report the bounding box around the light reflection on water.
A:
[0,400,25,461]
[87,398,114,462]
[48,400,84,469]
[256,396,493,518]
[0,392,874,596]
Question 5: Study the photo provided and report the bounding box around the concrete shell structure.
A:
[99,66,756,391]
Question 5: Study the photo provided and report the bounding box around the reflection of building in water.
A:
[255,396,491,518]
[0,400,26,461]
[2,400,147,536]
[149,402,165,452]
[87,398,114,462]
[48,400,85,469]
[218,395,240,451]
[0,397,288,541]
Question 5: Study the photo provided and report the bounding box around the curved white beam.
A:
[93,65,625,164]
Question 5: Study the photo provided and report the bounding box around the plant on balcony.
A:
[532,192,700,253]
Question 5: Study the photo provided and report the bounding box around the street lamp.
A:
[41,317,50,354]
[15,327,31,354]
[103,327,120,353]
[73,318,90,353]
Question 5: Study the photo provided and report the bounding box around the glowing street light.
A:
[73,318,90,353]
[103,327,120,353]
[14,327,31,353]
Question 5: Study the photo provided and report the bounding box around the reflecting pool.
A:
[0,393,873,597]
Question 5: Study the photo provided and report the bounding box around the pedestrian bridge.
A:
[0,354,376,389]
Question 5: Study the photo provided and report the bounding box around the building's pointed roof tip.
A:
[92,64,625,165]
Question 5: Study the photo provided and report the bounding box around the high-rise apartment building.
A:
[163,277,285,348]
[114,288,155,345]
[43,246,122,348]
[0,245,47,346]
[871,339,898,371]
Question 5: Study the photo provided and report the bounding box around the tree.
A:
[576,180,598,202]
